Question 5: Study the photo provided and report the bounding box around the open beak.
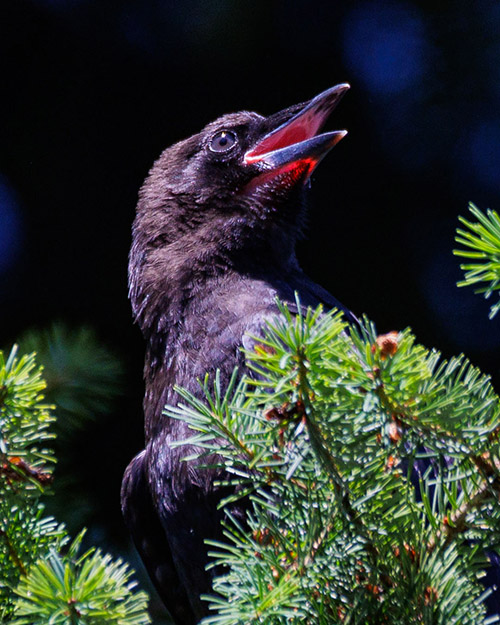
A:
[244,83,349,183]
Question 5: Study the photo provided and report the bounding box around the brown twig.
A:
[372,373,500,554]
[0,455,53,487]
[427,479,495,552]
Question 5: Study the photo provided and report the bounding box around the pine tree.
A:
[0,345,150,624]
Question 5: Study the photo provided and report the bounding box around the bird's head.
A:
[130,85,349,323]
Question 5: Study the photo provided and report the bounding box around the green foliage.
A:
[17,323,123,431]
[0,345,150,623]
[455,202,500,319]
[12,532,150,625]
[167,301,500,624]
[0,346,60,617]
[0,346,55,487]
[17,323,125,534]
[0,502,66,619]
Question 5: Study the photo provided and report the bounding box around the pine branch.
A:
[11,532,151,625]
[170,303,500,624]
[454,201,500,318]
[0,345,151,623]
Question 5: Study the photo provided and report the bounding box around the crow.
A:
[121,84,356,624]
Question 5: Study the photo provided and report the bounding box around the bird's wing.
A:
[280,275,358,325]
[240,277,357,358]
[121,451,197,625]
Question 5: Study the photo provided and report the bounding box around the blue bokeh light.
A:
[0,175,23,274]
[341,2,429,96]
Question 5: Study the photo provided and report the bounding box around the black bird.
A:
[121,84,355,624]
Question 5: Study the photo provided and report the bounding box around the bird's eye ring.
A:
[209,130,237,153]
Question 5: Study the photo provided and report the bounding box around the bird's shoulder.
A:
[184,271,354,356]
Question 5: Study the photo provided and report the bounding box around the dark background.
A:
[2,1,500,620]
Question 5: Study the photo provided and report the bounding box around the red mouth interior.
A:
[245,109,325,164]
[244,125,308,163]
[243,158,315,193]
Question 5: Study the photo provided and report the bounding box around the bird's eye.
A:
[209,130,237,153]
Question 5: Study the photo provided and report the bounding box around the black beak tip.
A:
[308,83,351,116]
[329,82,350,94]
